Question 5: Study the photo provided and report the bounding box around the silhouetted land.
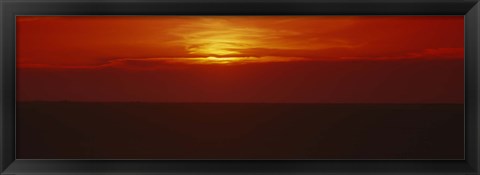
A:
[17,102,464,159]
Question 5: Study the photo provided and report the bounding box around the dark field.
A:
[17,102,464,159]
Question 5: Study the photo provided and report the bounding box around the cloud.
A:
[340,48,464,60]
[18,47,463,71]
[18,56,309,70]
[414,48,464,59]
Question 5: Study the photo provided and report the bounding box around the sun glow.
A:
[172,18,267,59]
[198,56,243,64]
[171,56,252,64]
[191,43,240,56]
[158,56,306,65]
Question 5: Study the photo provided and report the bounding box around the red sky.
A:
[16,16,464,103]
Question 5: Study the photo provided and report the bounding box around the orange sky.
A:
[17,16,463,67]
[16,16,464,103]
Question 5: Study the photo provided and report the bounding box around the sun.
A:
[180,56,243,64]
[200,56,242,64]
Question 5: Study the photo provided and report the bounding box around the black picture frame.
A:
[1,0,479,174]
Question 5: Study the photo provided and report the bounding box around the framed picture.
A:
[1,0,479,174]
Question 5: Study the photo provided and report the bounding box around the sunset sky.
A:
[16,16,464,103]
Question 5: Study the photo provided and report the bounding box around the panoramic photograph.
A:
[16,16,464,159]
